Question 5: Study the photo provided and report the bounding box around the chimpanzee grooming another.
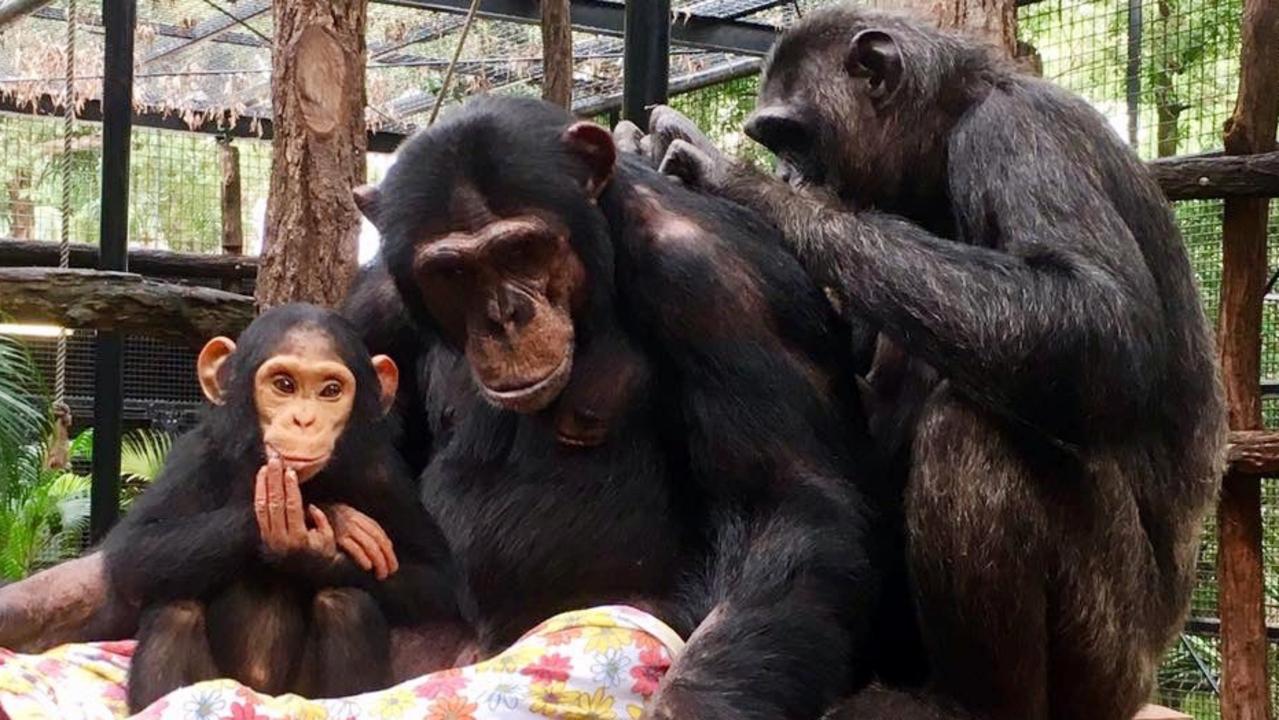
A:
[345,94,898,719]
[103,305,466,712]
[648,5,1226,720]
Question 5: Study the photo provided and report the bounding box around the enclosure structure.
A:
[0,0,1275,716]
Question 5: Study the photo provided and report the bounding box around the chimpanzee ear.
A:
[197,337,236,405]
[846,30,903,102]
[352,184,382,224]
[371,354,399,415]
[562,121,617,200]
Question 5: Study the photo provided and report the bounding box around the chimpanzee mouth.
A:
[479,354,574,413]
[776,155,823,190]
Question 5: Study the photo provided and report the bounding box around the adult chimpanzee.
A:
[648,5,1226,720]
[1,97,900,718]
[344,94,898,719]
[103,305,467,712]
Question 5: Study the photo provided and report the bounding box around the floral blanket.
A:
[0,605,683,720]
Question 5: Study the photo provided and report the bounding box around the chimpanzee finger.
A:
[350,513,399,576]
[253,466,270,538]
[308,505,336,555]
[613,120,645,156]
[649,105,718,157]
[283,469,305,539]
[339,537,374,572]
[658,140,713,190]
[266,457,287,543]
[345,524,390,580]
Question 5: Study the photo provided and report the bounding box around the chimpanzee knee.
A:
[128,601,219,713]
[295,588,392,698]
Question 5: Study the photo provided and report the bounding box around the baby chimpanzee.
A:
[103,304,466,712]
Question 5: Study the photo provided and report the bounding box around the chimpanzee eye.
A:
[272,375,296,394]
[319,381,343,399]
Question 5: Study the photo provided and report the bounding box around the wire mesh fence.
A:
[0,0,1274,713]
[1017,0,1275,715]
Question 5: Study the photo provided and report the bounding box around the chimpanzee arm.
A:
[103,435,259,603]
[663,109,1165,441]
[614,178,885,720]
[271,473,467,626]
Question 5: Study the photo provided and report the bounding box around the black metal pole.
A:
[622,0,670,129]
[1125,0,1142,149]
[91,0,135,542]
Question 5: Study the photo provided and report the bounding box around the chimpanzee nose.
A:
[294,411,316,428]
[744,106,810,156]
[486,288,536,330]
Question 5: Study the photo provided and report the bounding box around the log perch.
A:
[1149,150,1279,201]
[1227,431,1279,477]
[0,267,254,344]
[0,239,258,281]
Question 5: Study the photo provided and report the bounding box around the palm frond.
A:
[121,429,173,484]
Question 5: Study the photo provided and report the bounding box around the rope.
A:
[427,0,482,126]
[53,0,76,443]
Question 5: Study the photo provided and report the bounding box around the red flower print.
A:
[225,700,261,720]
[427,695,479,720]
[630,647,670,698]
[415,668,468,699]
[97,640,136,657]
[543,627,582,646]
[520,653,572,684]
[632,633,663,653]
[34,660,64,679]
[133,699,169,719]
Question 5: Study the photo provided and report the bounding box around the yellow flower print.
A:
[627,704,644,719]
[373,688,416,718]
[539,609,617,634]
[262,695,329,720]
[479,644,543,674]
[529,680,583,717]
[0,672,34,695]
[565,687,617,720]
[583,625,630,653]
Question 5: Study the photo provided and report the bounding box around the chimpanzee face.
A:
[745,20,908,206]
[365,99,618,416]
[411,195,588,414]
[197,322,398,481]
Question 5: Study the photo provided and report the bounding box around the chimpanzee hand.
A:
[658,139,730,194]
[254,455,338,563]
[321,503,399,581]
[646,105,724,166]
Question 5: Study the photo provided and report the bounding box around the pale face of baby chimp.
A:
[197,327,398,481]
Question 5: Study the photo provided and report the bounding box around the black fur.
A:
[347,95,901,719]
[655,6,1226,720]
[102,305,466,712]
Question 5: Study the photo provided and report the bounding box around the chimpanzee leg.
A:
[205,578,307,696]
[824,686,972,720]
[127,600,219,713]
[293,588,392,698]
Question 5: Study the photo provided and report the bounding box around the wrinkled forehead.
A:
[265,327,340,363]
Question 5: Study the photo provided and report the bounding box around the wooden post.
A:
[1215,0,1278,717]
[218,137,244,256]
[256,0,368,309]
[541,0,572,109]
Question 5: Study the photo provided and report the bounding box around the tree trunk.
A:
[541,0,573,109]
[1215,0,1278,716]
[256,0,368,309]
[219,138,244,256]
[874,0,1017,59]
[6,168,32,240]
